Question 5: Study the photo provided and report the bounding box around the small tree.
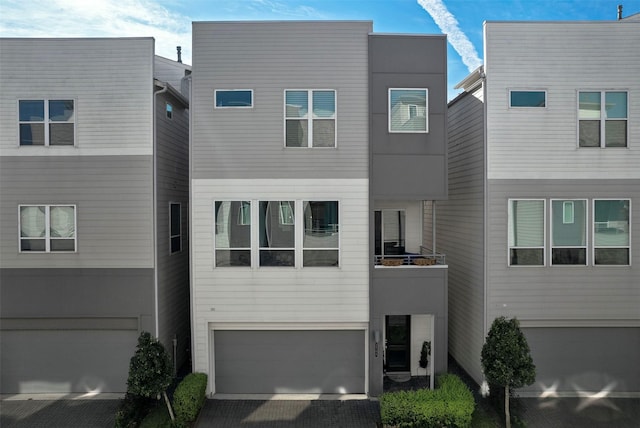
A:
[126,331,175,422]
[481,317,535,428]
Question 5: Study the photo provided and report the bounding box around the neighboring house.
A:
[0,38,191,394]
[437,19,640,397]
[190,21,448,397]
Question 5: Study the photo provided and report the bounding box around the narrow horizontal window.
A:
[510,91,546,107]
[215,90,253,108]
[389,89,428,133]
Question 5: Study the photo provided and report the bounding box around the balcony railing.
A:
[374,246,446,267]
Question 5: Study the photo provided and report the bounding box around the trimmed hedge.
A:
[380,374,474,428]
[173,372,208,426]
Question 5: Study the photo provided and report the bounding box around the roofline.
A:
[484,19,637,24]
[154,79,189,108]
[193,20,372,25]
[368,33,446,38]
[0,36,155,41]
[454,65,484,91]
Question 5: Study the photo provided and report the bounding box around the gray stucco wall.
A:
[369,34,448,201]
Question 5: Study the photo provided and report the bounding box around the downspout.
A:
[153,80,169,338]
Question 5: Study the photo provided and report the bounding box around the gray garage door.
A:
[1,329,138,394]
[214,330,365,394]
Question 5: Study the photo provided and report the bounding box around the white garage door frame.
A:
[208,322,369,397]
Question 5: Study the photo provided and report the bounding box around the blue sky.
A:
[1,0,638,99]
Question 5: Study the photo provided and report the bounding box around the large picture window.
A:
[215,201,251,267]
[259,201,295,266]
[19,205,76,252]
[551,200,587,265]
[508,200,545,266]
[578,91,627,148]
[19,99,75,146]
[303,201,339,267]
[593,199,630,265]
[285,90,336,147]
[389,89,428,133]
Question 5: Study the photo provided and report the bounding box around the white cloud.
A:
[417,0,482,72]
[0,0,191,63]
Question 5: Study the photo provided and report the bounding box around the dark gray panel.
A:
[1,328,138,393]
[214,330,365,394]
[371,155,447,200]
[368,35,447,75]
[521,327,640,394]
[370,113,446,154]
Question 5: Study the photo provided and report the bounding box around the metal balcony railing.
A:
[374,246,446,267]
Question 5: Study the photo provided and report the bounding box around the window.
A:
[259,201,295,266]
[19,100,75,146]
[19,205,76,252]
[593,199,630,265]
[551,200,587,265]
[374,210,406,256]
[508,200,545,266]
[285,90,336,147]
[215,201,251,266]
[389,89,428,133]
[578,91,627,147]
[303,201,339,266]
[170,202,181,254]
[215,90,253,108]
[166,103,173,119]
[510,91,546,108]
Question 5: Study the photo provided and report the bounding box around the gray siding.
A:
[191,21,371,180]
[484,21,640,180]
[0,38,154,156]
[437,86,486,384]
[369,35,448,201]
[155,91,190,368]
[522,327,640,395]
[486,179,640,323]
[0,156,154,269]
[0,267,154,393]
[154,56,191,95]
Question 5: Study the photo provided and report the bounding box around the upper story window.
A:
[578,91,627,148]
[215,201,251,267]
[285,90,336,148]
[510,91,546,108]
[508,199,545,266]
[170,202,181,254]
[551,199,587,265]
[215,90,253,108]
[166,103,173,119]
[593,199,630,265]
[303,201,339,267]
[19,205,76,252]
[389,89,428,133]
[19,100,75,146]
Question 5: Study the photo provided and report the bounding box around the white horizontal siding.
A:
[486,179,640,324]
[438,87,486,384]
[191,22,371,179]
[191,178,369,374]
[0,38,153,156]
[484,21,640,180]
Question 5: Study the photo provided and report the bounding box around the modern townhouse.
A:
[0,38,191,394]
[438,18,640,397]
[190,21,448,397]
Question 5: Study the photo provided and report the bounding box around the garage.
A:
[213,330,366,394]
[1,327,138,394]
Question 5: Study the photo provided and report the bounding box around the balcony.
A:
[374,246,446,267]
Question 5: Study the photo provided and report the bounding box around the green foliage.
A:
[419,341,431,369]
[380,374,474,428]
[173,373,208,426]
[115,393,154,428]
[481,317,536,390]
[139,403,173,428]
[127,331,174,398]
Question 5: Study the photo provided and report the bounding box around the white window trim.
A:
[169,202,182,255]
[18,99,76,147]
[214,200,252,268]
[550,199,587,266]
[302,200,341,268]
[284,89,337,148]
[577,90,629,148]
[18,204,77,253]
[214,89,254,109]
[388,88,429,134]
[508,89,547,109]
[507,199,546,267]
[592,198,631,266]
[258,200,296,268]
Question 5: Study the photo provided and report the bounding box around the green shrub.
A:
[173,372,208,426]
[139,403,173,428]
[380,374,474,428]
[115,393,155,428]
